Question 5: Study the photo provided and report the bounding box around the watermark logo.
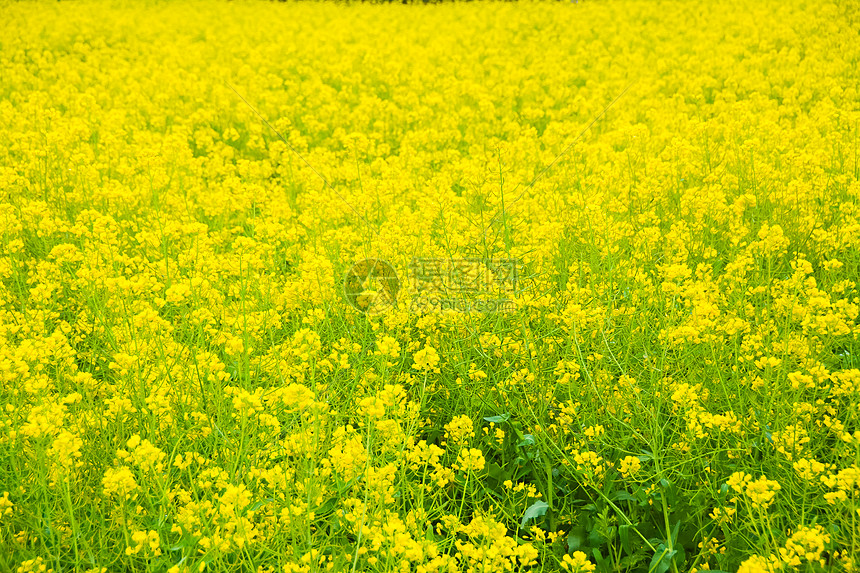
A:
[409,257,518,293]
[345,257,519,314]
[343,259,400,315]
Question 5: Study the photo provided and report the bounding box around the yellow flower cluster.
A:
[738,525,831,572]
[455,514,539,571]
[118,435,168,473]
[125,530,162,557]
[102,466,139,501]
[413,345,441,373]
[728,472,781,510]
[444,414,476,445]
[1,0,859,570]
[455,448,486,473]
[561,552,595,573]
[822,464,860,505]
[0,491,14,527]
[618,456,642,479]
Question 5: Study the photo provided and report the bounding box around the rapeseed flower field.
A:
[1,0,859,571]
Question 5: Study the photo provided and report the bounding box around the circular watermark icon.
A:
[343,258,400,315]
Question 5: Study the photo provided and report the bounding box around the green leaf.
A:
[484,413,510,423]
[619,524,633,555]
[248,498,273,513]
[593,547,608,569]
[611,491,637,502]
[649,545,676,573]
[659,478,676,506]
[520,500,549,529]
[567,526,586,552]
[313,497,338,517]
[517,434,536,448]
[588,525,606,547]
[674,543,687,570]
[487,462,509,482]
